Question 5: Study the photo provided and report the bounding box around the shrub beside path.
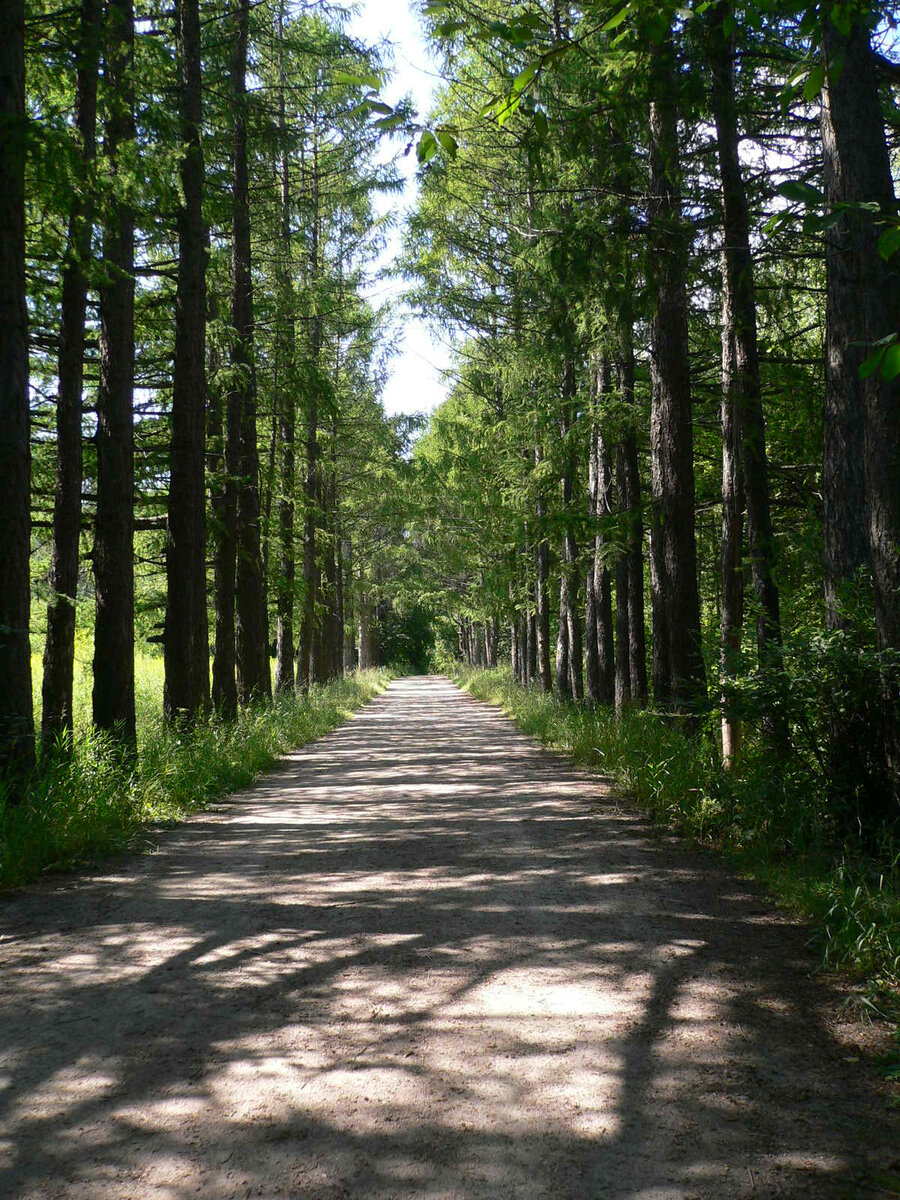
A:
[0,676,897,1198]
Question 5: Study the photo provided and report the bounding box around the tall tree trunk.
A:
[510,611,520,681]
[558,360,583,701]
[231,0,270,705]
[297,135,321,695]
[719,278,745,766]
[647,30,706,712]
[316,469,338,683]
[165,0,209,724]
[534,446,553,692]
[210,295,239,717]
[709,3,782,679]
[342,538,355,671]
[0,0,34,777]
[586,358,615,706]
[614,318,647,712]
[526,607,537,685]
[335,523,344,678]
[42,0,101,751]
[821,8,900,822]
[274,7,296,696]
[93,0,136,746]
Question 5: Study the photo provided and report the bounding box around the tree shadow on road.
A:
[0,678,896,1198]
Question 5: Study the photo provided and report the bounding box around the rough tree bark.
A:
[93,0,136,746]
[42,0,101,751]
[231,0,270,704]
[534,445,553,692]
[719,277,745,765]
[210,293,239,717]
[709,2,782,675]
[165,0,209,724]
[821,6,900,821]
[342,538,355,671]
[274,3,296,696]
[613,316,648,712]
[297,132,321,695]
[647,30,706,712]
[0,0,34,776]
[557,360,583,701]
[585,358,615,706]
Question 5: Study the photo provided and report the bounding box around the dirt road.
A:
[0,676,896,1198]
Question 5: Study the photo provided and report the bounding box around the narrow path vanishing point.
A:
[0,676,896,1199]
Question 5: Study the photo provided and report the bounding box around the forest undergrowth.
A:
[0,656,389,891]
[455,666,900,1045]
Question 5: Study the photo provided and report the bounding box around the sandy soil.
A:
[0,675,897,1199]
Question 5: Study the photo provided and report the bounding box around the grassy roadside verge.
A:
[454,666,900,1029]
[0,669,390,890]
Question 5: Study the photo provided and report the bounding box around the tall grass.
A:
[0,658,389,889]
[455,666,900,999]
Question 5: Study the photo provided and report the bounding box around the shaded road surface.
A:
[1,677,897,1199]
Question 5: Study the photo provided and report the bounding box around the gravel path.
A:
[0,675,897,1199]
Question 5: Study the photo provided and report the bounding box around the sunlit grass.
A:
[1,652,390,889]
[455,666,900,1003]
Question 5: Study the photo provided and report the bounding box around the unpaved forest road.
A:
[1,677,897,1200]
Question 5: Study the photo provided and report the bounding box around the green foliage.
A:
[0,664,389,889]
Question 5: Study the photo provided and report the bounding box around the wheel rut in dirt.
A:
[0,675,896,1198]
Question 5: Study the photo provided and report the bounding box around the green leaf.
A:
[802,209,842,234]
[601,7,629,32]
[882,342,900,381]
[803,64,825,100]
[646,10,668,42]
[830,3,852,35]
[860,345,886,379]
[435,129,458,157]
[373,114,407,132]
[878,225,900,262]
[763,213,790,234]
[780,77,804,115]
[358,100,393,116]
[334,70,382,91]
[722,11,737,36]
[512,62,538,92]
[422,1,450,15]
[533,108,549,139]
[496,93,521,126]
[416,131,438,163]
[776,180,825,205]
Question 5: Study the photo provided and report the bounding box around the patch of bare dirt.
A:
[1,676,897,1199]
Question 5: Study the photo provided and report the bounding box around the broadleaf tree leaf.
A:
[776,179,825,205]
[881,342,900,381]
[435,129,458,157]
[334,70,382,91]
[859,345,886,379]
[802,209,842,234]
[601,7,629,32]
[803,64,825,100]
[513,62,538,92]
[496,93,521,126]
[416,130,438,163]
[878,225,900,261]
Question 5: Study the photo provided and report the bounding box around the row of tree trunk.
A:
[458,4,898,832]
[0,0,361,785]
